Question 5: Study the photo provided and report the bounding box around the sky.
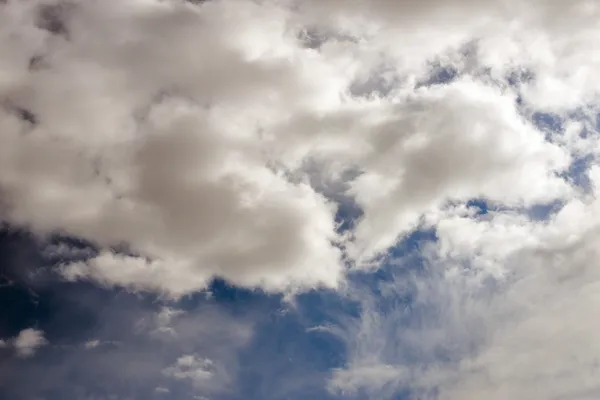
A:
[1,0,600,399]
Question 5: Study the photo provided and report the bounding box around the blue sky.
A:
[2,1,600,399]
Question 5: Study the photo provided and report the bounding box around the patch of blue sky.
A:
[416,65,458,89]
[347,227,437,303]
[464,197,564,222]
[176,279,351,400]
[526,199,565,221]
[465,198,489,215]
[235,304,346,400]
[532,111,564,134]
[345,227,439,335]
[180,278,278,317]
[554,153,595,193]
[385,228,437,261]
[334,196,363,235]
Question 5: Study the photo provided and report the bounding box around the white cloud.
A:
[162,353,229,396]
[13,328,47,358]
[431,168,600,400]
[155,307,184,327]
[296,0,600,111]
[148,306,185,337]
[0,0,346,296]
[346,80,571,261]
[0,0,599,335]
[84,340,100,349]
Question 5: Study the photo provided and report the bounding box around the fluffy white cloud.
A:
[348,80,570,261]
[297,0,600,110]
[12,328,47,358]
[0,0,347,296]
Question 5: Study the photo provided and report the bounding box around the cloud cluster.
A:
[3,0,600,397]
[1,0,594,298]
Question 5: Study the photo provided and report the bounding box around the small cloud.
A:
[155,387,170,394]
[150,307,185,338]
[155,307,184,327]
[0,339,7,348]
[13,329,47,358]
[162,354,214,384]
[84,339,101,349]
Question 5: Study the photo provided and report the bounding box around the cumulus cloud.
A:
[0,0,346,296]
[12,328,47,358]
[2,0,593,296]
[298,0,600,110]
[347,80,570,260]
